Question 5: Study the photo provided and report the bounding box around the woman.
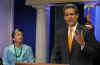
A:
[2,28,35,65]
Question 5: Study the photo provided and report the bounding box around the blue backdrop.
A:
[95,5,100,42]
[14,0,36,57]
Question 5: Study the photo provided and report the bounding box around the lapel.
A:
[76,24,82,32]
[9,44,15,54]
[71,24,82,54]
[63,27,71,59]
[64,27,68,50]
[64,27,71,56]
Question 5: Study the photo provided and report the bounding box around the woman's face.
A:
[13,31,23,44]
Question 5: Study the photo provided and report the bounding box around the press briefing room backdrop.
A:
[0,0,100,64]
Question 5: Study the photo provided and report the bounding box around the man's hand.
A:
[74,30,85,46]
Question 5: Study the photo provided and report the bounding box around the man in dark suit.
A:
[51,4,98,65]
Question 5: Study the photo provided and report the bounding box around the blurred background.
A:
[0,0,100,63]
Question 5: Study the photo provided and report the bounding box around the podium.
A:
[15,63,69,65]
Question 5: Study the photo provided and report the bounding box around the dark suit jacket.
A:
[51,24,98,65]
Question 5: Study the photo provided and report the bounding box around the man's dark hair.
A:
[63,3,79,14]
[12,28,24,38]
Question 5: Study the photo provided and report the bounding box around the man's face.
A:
[13,31,23,44]
[64,8,79,27]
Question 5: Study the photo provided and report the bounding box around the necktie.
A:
[68,28,73,53]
